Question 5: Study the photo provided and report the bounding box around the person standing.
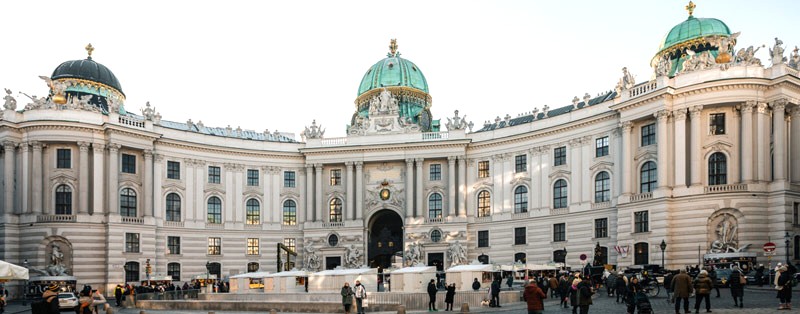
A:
[0,285,7,314]
[427,279,438,312]
[42,284,60,314]
[113,285,122,307]
[340,282,354,314]
[549,274,559,298]
[615,271,627,304]
[90,289,107,314]
[506,275,514,289]
[523,279,546,314]
[728,265,744,308]
[577,278,594,314]
[671,269,693,314]
[568,278,581,314]
[471,278,480,291]
[625,276,641,314]
[444,283,455,311]
[353,280,366,314]
[693,269,713,313]
[606,271,617,297]
[559,274,570,308]
[776,265,793,310]
[490,278,501,308]
[707,268,720,298]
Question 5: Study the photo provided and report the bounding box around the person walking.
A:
[113,285,122,307]
[471,278,480,291]
[427,279,438,312]
[549,274,559,298]
[625,276,641,314]
[606,271,617,297]
[615,271,628,304]
[728,265,744,308]
[664,271,675,303]
[90,289,107,314]
[353,280,366,314]
[671,269,693,314]
[577,278,594,314]
[340,282,354,314]
[776,265,793,310]
[707,268,720,298]
[568,278,581,314]
[693,269,713,313]
[523,279,546,314]
[444,283,455,311]
[559,274,570,308]
[490,278,501,308]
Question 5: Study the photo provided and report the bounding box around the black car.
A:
[713,269,732,287]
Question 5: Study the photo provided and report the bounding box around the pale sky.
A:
[2,0,798,138]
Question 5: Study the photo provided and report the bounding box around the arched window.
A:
[207,262,221,280]
[247,262,259,273]
[428,193,442,219]
[207,196,222,224]
[514,252,527,263]
[165,193,181,222]
[329,198,342,222]
[634,242,649,265]
[594,172,610,203]
[708,152,727,185]
[167,262,180,281]
[553,249,567,263]
[640,161,657,193]
[596,246,609,265]
[120,188,137,217]
[553,179,568,209]
[477,191,491,217]
[55,185,72,215]
[246,199,260,225]
[124,261,139,283]
[282,200,297,226]
[514,186,528,213]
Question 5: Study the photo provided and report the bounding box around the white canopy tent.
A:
[308,268,377,293]
[229,271,271,293]
[0,260,29,281]
[389,266,437,292]
[445,264,493,291]
[262,270,310,293]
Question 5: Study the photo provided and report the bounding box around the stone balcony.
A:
[36,214,76,223]
[121,216,144,224]
[704,183,748,194]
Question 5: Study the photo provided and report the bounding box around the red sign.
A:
[579,253,587,261]
[763,242,776,252]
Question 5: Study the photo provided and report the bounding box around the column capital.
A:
[654,109,671,122]
[3,141,17,150]
[742,100,757,113]
[77,141,90,152]
[689,105,703,117]
[789,104,800,116]
[143,149,153,159]
[344,161,354,167]
[107,143,121,152]
[305,163,314,169]
[314,163,323,171]
[92,143,105,153]
[619,121,633,132]
[30,141,42,150]
[355,161,363,169]
[772,98,788,111]
[153,153,164,162]
[673,109,688,121]
[447,156,457,164]
[414,158,424,163]
[405,158,414,166]
[756,102,769,114]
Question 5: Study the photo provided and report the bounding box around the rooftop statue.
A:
[655,55,672,77]
[789,46,800,70]
[302,119,325,140]
[445,110,470,131]
[705,32,740,64]
[3,88,16,110]
[141,101,156,120]
[734,45,763,66]
[770,37,786,65]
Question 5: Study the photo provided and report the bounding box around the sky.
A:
[2,0,798,138]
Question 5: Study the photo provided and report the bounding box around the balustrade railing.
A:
[163,221,184,228]
[627,81,658,98]
[425,217,444,224]
[591,202,611,210]
[118,116,145,128]
[629,192,653,202]
[205,223,224,229]
[421,132,449,141]
[322,221,345,228]
[121,216,144,224]
[704,184,748,193]
[36,214,76,223]
[320,137,347,145]
[550,207,568,215]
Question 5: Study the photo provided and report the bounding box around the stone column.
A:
[355,162,364,220]
[92,143,106,215]
[457,156,467,217]
[31,141,43,214]
[672,110,688,187]
[502,154,513,211]
[296,167,305,224]
[315,164,323,222]
[772,99,787,181]
[271,167,281,223]
[144,150,154,217]
[184,160,195,221]
[791,106,800,183]
[620,122,633,194]
[405,159,414,219]
[107,144,120,216]
[569,140,582,204]
[3,142,16,215]
[756,103,770,181]
[447,156,456,218]
[153,154,163,219]
[539,146,551,208]
[491,155,503,213]
[611,129,622,200]
[305,164,314,221]
[689,105,703,186]
[741,101,755,182]
[20,143,29,213]
[194,161,205,221]
[655,110,670,188]
[77,142,90,214]
[415,158,424,218]
[528,148,540,208]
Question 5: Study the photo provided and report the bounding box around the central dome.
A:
[52,58,124,95]
[357,45,428,96]
[657,16,730,54]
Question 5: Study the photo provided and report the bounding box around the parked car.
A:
[58,292,79,311]
[713,268,732,287]
[744,270,760,285]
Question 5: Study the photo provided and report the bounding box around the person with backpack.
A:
[693,270,713,313]
[728,265,745,308]
[42,283,60,314]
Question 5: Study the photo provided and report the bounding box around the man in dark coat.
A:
[671,269,693,314]
[490,278,501,307]
[444,283,455,311]
[728,265,744,308]
[523,280,546,314]
[114,285,123,307]
[426,279,438,311]
[615,271,627,304]
[471,278,480,291]
[577,279,594,314]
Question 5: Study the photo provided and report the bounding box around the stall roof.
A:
[190,274,218,280]
[391,266,436,274]
[263,270,310,277]
[230,271,272,279]
[446,264,493,273]
[311,268,377,276]
[525,264,559,271]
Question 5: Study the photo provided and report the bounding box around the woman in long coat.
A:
[444,283,456,311]
[341,282,354,314]
[728,265,744,308]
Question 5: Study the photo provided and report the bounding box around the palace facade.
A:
[1,4,800,294]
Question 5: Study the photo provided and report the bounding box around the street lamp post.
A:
[785,232,791,264]
[22,259,28,306]
[660,239,667,269]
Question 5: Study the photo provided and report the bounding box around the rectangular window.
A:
[207,237,221,255]
[247,169,259,186]
[478,160,490,178]
[330,169,341,186]
[429,164,442,181]
[125,233,140,253]
[554,146,567,166]
[595,137,609,157]
[595,218,608,238]
[284,171,296,188]
[56,149,71,169]
[515,155,527,173]
[710,113,725,135]
[167,236,180,255]
[283,238,296,253]
[553,223,566,242]
[514,227,526,245]
[208,166,221,184]
[477,230,489,248]
[634,211,649,233]
[167,161,180,180]
[121,154,136,174]
[247,238,260,255]
[641,123,656,146]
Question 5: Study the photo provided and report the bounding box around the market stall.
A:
[308,268,377,293]
[229,271,271,293]
[262,270,310,293]
[445,264,493,291]
[389,266,437,292]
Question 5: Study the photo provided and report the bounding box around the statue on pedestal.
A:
[447,241,467,267]
[770,37,786,65]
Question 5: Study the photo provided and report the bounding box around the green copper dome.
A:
[657,16,730,53]
[357,55,428,96]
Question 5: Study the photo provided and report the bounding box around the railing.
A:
[36,214,76,223]
[244,223,262,229]
[320,137,347,145]
[322,221,345,228]
[474,216,492,223]
[163,221,184,228]
[421,132,449,141]
[629,192,653,202]
[592,202,611,210]
[134,289,200,301]
[704,183,748,194]
[205,223,224,229]
[512,211,529,219]
[425,217,444,224]
[281,224,299,230]
[550,207,568,215]
[121,216,144,224]
[118,116,145,128]
[628,81,658,98]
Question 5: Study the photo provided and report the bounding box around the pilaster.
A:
[457,156,467,217]
[31,141,43,214]
[689,105,702,186]
[741,101,755,182]
[92,143,106,215]
[405,159,414,219]
[772,99,787,181]
[790,105,800,183]
[78,142,90,214]
[655,110,671,189]
[3,142,16,215]
[672,109,688,187]
[755,103,770,181]
[415,158,424,218]
[447,156,456,218]
[144,150,154,217]
[355,161,364,220]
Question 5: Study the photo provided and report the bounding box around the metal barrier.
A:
[134,289,200,301]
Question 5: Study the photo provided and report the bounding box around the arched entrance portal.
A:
[368,209,404,269]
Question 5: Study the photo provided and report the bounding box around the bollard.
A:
[208,312,215,314]
[106,307,114,314]
[139,311,146,314]
[396,304,406,314]
[460,302,470,313]
[269,310,277,314]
